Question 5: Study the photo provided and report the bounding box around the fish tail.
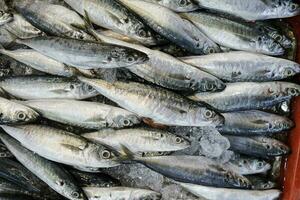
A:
[81,10,104,42]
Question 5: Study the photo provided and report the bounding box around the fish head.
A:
[202,42,221,55]
[4,104,39,124]
[172,0,199,12]
[272,61,300,79]
[129,22,159,45]
[0,10,13,25]
[236,157,271,174]
[161,132,190,150]
[280,82,300,97]
[254,179,277,190]
[255,35,284,55]
[256,137,290,156]
[111,113,141,128]
[197,107,225,127]
[109,47,149,67]
[71,80,98,99]
[270,116,294,132]
[91,145,120,167]
[187,73,225,92]
[260,25,292,48]
[270,0,300,18]
[131,189,161,200]
[59,182,87,200]
[224,171,252,189]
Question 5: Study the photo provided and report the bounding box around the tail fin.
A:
[81,10,104,42]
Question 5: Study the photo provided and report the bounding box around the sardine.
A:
[83,186,161,200]
[118,0,220,54]
[1,124,120,168]
[16,36,149,69]
[181,51,300,82]
[145,0,199,12]
[0,27,15,47]
[246,175,277,190]
[0,141,13,157]
[218,110,294,135]
[189,82,300,112]
[178,182,281,200]
[181,11,284,55]
[64,0,161,45]
[19,99,141,129]
[78,76,224,127]
[0,76,99,100]
[0,133,88,200]
[82,128,190,153]
[0,10,13,26]
[225,135,290,158]
[193,0,300,21]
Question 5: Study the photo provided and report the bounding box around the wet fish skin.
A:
[16,36,149,69]
[15,0,93,40]
[225,135,290,158]
[0,193,45,200]
[193,0,300,21]
[189,82,300,112]
[0,133,88,200]
[181,11,284,56]
[83,186,161,200]
[181,51,300,82]
[217,110,294,135]
[64,0,161,46]
[0,142,13,157]
[0,10,13,26]
[1,125,120,168]
[0,97,39,124]
[119,0,220,54]
[246,175,277,190]
[78,77,224,127]
[82,128,190,153]
[0,28,16,47]
[0,76,98,100]
[178,182,281,200]
[146,0,199,12]
[19,99,141,129]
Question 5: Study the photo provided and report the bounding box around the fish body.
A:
[78,77,224,127]
[145,0,199,12]
[0,11,13,26]
[246,175,277,190]
[0,142,13,157]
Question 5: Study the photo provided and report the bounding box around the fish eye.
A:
[204,110,215,119]
[288,88,298,95]
[285,68,294,76]
[71,191,80,198]
[87,85,94,91]
[206,82,215,90]
[291,4,297,10]
[208,48,215,54]
[101,150,111,159]
[127,56,135,62]
[123,119,131,126]
[242,160,247,164]
[70,84,75,89]
[179,0,187,5]
[275,35,283,41]
[138,29,147,37]
[17,112,26,120]
[258,162,263,167]
[56,180,65,186]
[257,36,262,42]
[175,137,182,143]
[266,144,271,149]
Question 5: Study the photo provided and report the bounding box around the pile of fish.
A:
[0,0,299,199]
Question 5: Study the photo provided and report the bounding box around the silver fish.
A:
[0,142,13,157]
[193,0,300,21]
[119,0,220,54]
[1,124,120,168]
[0,76,98,100]
[145,0,199,12]
[15,1,93,40]
[99,30,142,45]
[0,47,78,77]
[189,82,300,112]
[181,11,284,55]
[225,135,290,158]
[19,99,141,129]
[83,128,190,153]
[0,10,13,26]
[0,96,39,124]
[218,110,294,135]
[64,0,161,45]
[246,176,277,190]
[16,36,149,69]
[181,51,300,82]
[78,76,224,127]
[0,27,15,47]
[83,187,161,200]
[178,182,281,200]
[0,133,88,200]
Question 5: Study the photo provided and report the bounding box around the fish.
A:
[0,47,78,77]
[0,141,13,157]
[98,30,143,45]
[189,82,300,112]
[69,170,121,187]
[0,27,16,47]
[192,0,300,21]
[181,11,284,56]
[0,177,39,196]
[15,36,149,69]
[87,27,225,92]
[181,51,300,82]
[118,0,220,54]
[0,10,13,26]
[225,135,290,158]
[152,43,189,57]
[0,76,99,100]
[1,124,120,168]
[178,182,281,200]
[0,96,39,124]
[15,0,93,40]
[145,0,199,12]
[83,186,161,200]
[82,128,190,153]
[19,99,141,129]
[0,133,88,200]
[223,154,271,175]
[64,0,162,46]
[78,76,224,127]
[0,193,44,200]
[217,110,294,135]
[246,175,277,190]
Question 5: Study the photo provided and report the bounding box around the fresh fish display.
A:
[189,82,300,112]
[64,0,161,45]
[225,135,290,158]
[82,128,190,153]
[0,76,98,100]
[193,0,300,21]
[0,133,88,200]
[83,186,161,200]
[15,1,93,40]
[218,110,294,135]
[19,99,141,129]
[181,51,300,82]
[246,175,277,190]
[178,182,281,200]
[16,36,149,69]
[119,0,220,54]
[145,0,198,12]
[0,10,13,26]
[78,76,224,127]
[1,125,120,168]
[181,11,284,55]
